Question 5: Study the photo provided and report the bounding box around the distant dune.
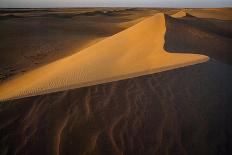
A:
[187,8,232,20]
[170,11,187,18]
[0,13,208,101]
[165,12,232,65]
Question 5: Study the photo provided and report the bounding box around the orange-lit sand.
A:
[0,8,158,81]
[0,13,209,101]
[170,11,187,18]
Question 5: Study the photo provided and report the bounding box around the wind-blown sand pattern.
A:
[0,8,159,82]
[0,60,231,155]
[0,8,232,155]
[0,13,208,101]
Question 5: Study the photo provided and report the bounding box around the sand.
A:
[0,60,231,155]
[0,8,158,81]
[2,8,229,81]
[170,10,187,18]
[0,13,208,101]
[165,12,232,65]
[187,8,232,20]
[0,8,232,155]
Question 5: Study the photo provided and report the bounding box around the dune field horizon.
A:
[0,6,232,155]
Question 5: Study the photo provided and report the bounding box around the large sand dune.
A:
[0,9,232,155]
[0,8,158,82]
[0,13,208,101]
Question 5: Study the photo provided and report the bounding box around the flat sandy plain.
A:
[0,8,232,155]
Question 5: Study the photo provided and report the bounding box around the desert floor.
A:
[0,8,232,155]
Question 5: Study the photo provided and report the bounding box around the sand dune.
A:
[170,10,187,18]
[0,9,231,155]
[0,8,158,82]
[0,13,208,101]
[168,9,232,20]
[187,8,232,20]
[0,60,231,155]
[117,17,147,29]
[165,13,232,65]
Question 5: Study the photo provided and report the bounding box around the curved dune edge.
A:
[0,13,209,101]
[170,11,187,18]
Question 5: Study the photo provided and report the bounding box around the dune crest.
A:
[0,13,208,101]
[171,11,187,18]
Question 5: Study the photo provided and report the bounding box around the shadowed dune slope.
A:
[167,9,232,20]
[0,13,208,101]
[0,60,231,155]
[0,10,232,155]
[187,8,232,20]
[164,14,232,65]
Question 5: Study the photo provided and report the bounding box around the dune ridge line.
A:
[0,12,209,101]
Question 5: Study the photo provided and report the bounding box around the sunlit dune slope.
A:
[0,13,208,101]
[170,11,187,18]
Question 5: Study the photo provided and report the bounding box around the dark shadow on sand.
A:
[164,14,232,65]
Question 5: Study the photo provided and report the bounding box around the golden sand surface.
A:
[170,11,187,18]
[0,8,159,81]
[0,13,209,101]
[0,9,231,155]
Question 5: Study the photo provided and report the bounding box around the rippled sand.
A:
[0,13,208,101]
[0,8,232,155]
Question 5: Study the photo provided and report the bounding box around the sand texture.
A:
[0,8,232,155]
[0,13,209,101]
[0,8,159,81]
[0,60,231,155]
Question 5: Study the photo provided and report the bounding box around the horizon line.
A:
[0,6,232,9]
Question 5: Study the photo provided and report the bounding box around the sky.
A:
[0,0,232,8]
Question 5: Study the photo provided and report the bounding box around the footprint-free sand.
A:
[0,13,208,101]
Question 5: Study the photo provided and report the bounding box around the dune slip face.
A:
[0,13,209,101]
